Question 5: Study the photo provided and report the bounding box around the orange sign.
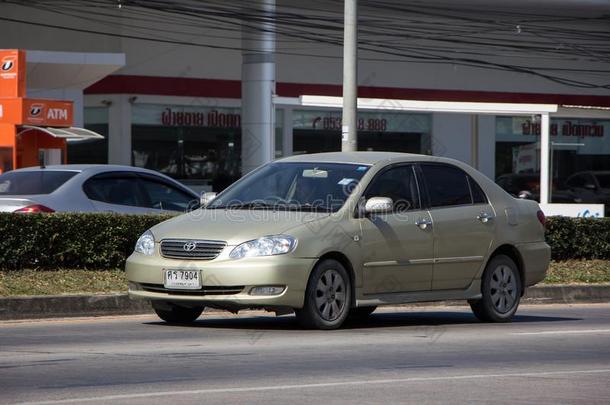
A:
[0,98,73,127]
[0,49,26,98]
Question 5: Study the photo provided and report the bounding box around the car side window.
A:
[139,179,197,211]
[365,165,419,212]
[83,175,145,207]
[468,176,488,204]
[421,164,477,208]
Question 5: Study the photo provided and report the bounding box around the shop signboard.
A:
[0,49,26,98]
[0,98,73,126]
[540,203,605,218]
[496,116,610,155]
[132,104,241,128]
[292,110,431,133]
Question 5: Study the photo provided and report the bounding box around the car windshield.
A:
[595,174,610,188]
[207,162,370,212]
[0,170,79,195]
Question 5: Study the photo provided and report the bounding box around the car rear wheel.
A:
[470,255,522,322]
[152,301,204,324]
[296,259,352,330]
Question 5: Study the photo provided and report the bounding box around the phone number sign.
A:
[293,110,431,133]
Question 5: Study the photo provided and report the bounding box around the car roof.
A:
[8,164,164,175]
[277,151,452,166]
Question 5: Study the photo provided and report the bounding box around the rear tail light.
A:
[536,210,546,227]
[14,204,55,213]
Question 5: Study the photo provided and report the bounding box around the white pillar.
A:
[342,0,358,152]
[540,113,551,205]
[108,95,132,165]
[241,0,276,174]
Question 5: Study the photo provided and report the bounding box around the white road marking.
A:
[512,329,610,336]
[13,368,610,405]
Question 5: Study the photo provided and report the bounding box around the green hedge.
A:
[545,217,610,261]
[0,213,608,270]
[0,213,172,270]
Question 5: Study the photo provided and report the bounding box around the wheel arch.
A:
[315,251,357,308]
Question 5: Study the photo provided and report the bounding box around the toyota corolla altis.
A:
[126,152,550,329]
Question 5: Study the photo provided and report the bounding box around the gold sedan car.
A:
[126,152,550,329]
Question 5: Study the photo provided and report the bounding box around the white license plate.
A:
[163,270,201,290]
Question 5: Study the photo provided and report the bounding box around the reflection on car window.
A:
[421,164,472,207]
[208,162,370,212]
[83,177,144,207]
[0,171,78,195]
[365,165,419,212]
[139,179,195,211]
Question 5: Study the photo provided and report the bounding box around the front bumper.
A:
[125,251,316,309]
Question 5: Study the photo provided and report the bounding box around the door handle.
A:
[477,212,494,223]
[415,218,432,230]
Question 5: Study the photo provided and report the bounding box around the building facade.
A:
[1,0,609,205]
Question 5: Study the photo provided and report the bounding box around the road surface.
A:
[1,304,610,404]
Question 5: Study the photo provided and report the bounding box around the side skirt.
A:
[355,279,482,307]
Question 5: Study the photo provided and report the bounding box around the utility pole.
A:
[342,0,358,152]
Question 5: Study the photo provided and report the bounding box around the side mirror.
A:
[584,183,597,191]
[200,191,217,207]
[364,197,393,215]
[518,190,533,199]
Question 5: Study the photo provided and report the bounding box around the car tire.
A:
[296,259,352,330]
[348,306,377,320]
[470,254,522,323]
[152,301,204,324]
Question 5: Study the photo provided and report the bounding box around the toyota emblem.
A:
[183,241,197,252]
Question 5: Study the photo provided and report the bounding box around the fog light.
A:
[249,286,285,296]
[128,282,142,291]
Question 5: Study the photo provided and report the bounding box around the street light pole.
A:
[342,0,358,152]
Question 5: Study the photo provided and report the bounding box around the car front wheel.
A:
[152,301,204,324]
[470,254,522,322]
[296,259,352,330]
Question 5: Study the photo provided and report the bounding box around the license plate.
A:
[163,270,201,290]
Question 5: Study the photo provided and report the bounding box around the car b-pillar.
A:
[241,0,276,175]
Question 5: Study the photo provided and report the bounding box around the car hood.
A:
[150,208,331,245]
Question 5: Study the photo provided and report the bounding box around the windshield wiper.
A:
[211,201,278,210]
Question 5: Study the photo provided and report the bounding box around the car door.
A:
[358,164,434,294]
[82,172,151,214]
[419,163,495,290]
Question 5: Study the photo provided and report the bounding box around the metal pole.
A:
[342,0,358,152]
[241,0,276,174]
[540,113,550,205]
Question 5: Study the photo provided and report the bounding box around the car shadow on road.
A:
[144,310,581,331]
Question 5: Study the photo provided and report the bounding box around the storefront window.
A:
[292,110,431,155]
[68,107,109,164]
[132,104,241,191]
[496,116,610,213]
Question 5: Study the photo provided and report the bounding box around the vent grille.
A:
[140,283,244,296]
[160,239,226,260]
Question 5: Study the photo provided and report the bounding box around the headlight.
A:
[134,230,155,256]
[229,235,297,260]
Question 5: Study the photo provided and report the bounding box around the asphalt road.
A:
[1,304,610,405]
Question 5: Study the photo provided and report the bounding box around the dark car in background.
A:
[495,173,575,203]
[0,165,200,214]
[565,171,610,215]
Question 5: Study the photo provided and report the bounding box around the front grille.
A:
[140,283,244,296]
[160,239,226,260]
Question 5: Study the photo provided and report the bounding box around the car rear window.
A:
[0,171,79,195]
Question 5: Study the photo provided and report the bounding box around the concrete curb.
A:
[1,284,609,321]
